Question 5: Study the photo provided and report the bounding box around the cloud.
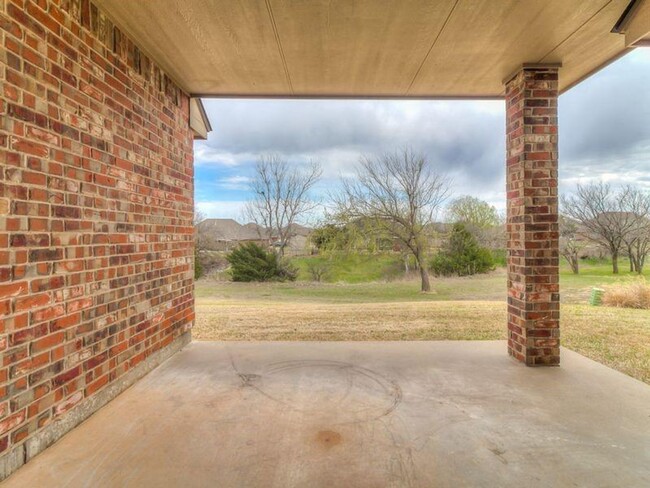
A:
[217,176,252,190]
[194,49,650,219]
[196,201,248,220]
[559,49,650,168]
[197,98,506,194]
[194,145,246,167]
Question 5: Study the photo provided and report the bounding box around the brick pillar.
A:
[505,65,560,366]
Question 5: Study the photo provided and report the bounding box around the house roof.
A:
[198,219,261,241]
[287,223,312,237]
[198,219,313,241]
[97,0,649,98]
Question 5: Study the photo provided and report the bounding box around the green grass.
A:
[291,252,404,283]
[559,258,648,302]
[198,257,647,305]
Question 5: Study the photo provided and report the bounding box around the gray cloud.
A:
[196,48,650,213]
[199,99,506,202]
[560,50,650,164]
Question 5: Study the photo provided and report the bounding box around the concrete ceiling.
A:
[97,0,650,98]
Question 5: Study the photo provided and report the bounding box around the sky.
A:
[194,48,650,222]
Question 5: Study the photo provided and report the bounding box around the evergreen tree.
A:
[431,223,495,276]
[226,243,297,282]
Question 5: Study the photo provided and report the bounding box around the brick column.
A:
[505,65,560,366]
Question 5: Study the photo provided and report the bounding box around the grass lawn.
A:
[291,253,405,283]
[194,258,650,384]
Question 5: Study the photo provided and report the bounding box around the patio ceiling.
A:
[96,0,649,98]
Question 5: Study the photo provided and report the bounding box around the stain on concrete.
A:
[315,430,342,448]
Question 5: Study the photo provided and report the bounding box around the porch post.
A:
[505,65,560,366]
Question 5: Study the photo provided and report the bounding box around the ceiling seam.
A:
[264,0,294,94]
[537,0,614,62]
[405,0,460,96]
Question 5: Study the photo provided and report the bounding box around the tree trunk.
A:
[414,250,431,292]
[570,256,579,274]
[612,250,619,274]
[632,253,643,275]
[419,266,431,292]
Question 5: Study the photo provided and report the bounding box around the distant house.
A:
[197,218,313,254]
[196,219,265,251]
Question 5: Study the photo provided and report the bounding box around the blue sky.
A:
[194,48,650,222]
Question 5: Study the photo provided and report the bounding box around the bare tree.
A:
[194,207,209,250]
[194,207,220,253]
[334,148,450,292]
[620,187,650,274]
[246,155,322,256]
[559,216,584,274]
[561,183,638,274]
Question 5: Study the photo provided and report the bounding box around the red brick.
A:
[506,67,560,367]
[0,282,28,300]
[0,410,25,435]
[1,0,194,465]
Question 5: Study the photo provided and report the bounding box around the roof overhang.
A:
[612,0,650,45]
[190,98,212,140]
[96,0,650,99]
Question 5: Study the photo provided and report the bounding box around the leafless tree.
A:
[620,187,650,274]
[194,207,210,250]
[561,183,640,274]
[559,216,584,274]
[246,155,322,256]
[195,207,221,253]
[334,148,450,292]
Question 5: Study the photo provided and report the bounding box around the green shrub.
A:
[226,243,297,282]
[429,253,456,277]
[491,248,507,267]
[194,251,204,280]
[430,223,495,277]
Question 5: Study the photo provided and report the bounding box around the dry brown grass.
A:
[603,279,650,309]
[194,299,650,384]
[195,300,506,342]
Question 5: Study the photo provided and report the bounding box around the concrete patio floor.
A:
[3,341,649,488]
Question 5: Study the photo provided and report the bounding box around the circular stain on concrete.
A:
[247,360,402,423]
[316,430,342,447]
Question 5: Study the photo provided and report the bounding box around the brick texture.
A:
[505,66,560,366]
[0,0,194,459]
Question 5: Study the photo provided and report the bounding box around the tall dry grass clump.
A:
[602,279,650,309]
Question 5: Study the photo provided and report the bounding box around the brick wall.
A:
[505,65,560,366]
[0,0,194,472]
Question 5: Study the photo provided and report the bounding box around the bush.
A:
[602,280,650,309]
[306,261,331,282]
[194,251,204,280]
[196,250,229,277]
[430,223,495,277]
[491,249,507,268]
[226,243,297,282]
